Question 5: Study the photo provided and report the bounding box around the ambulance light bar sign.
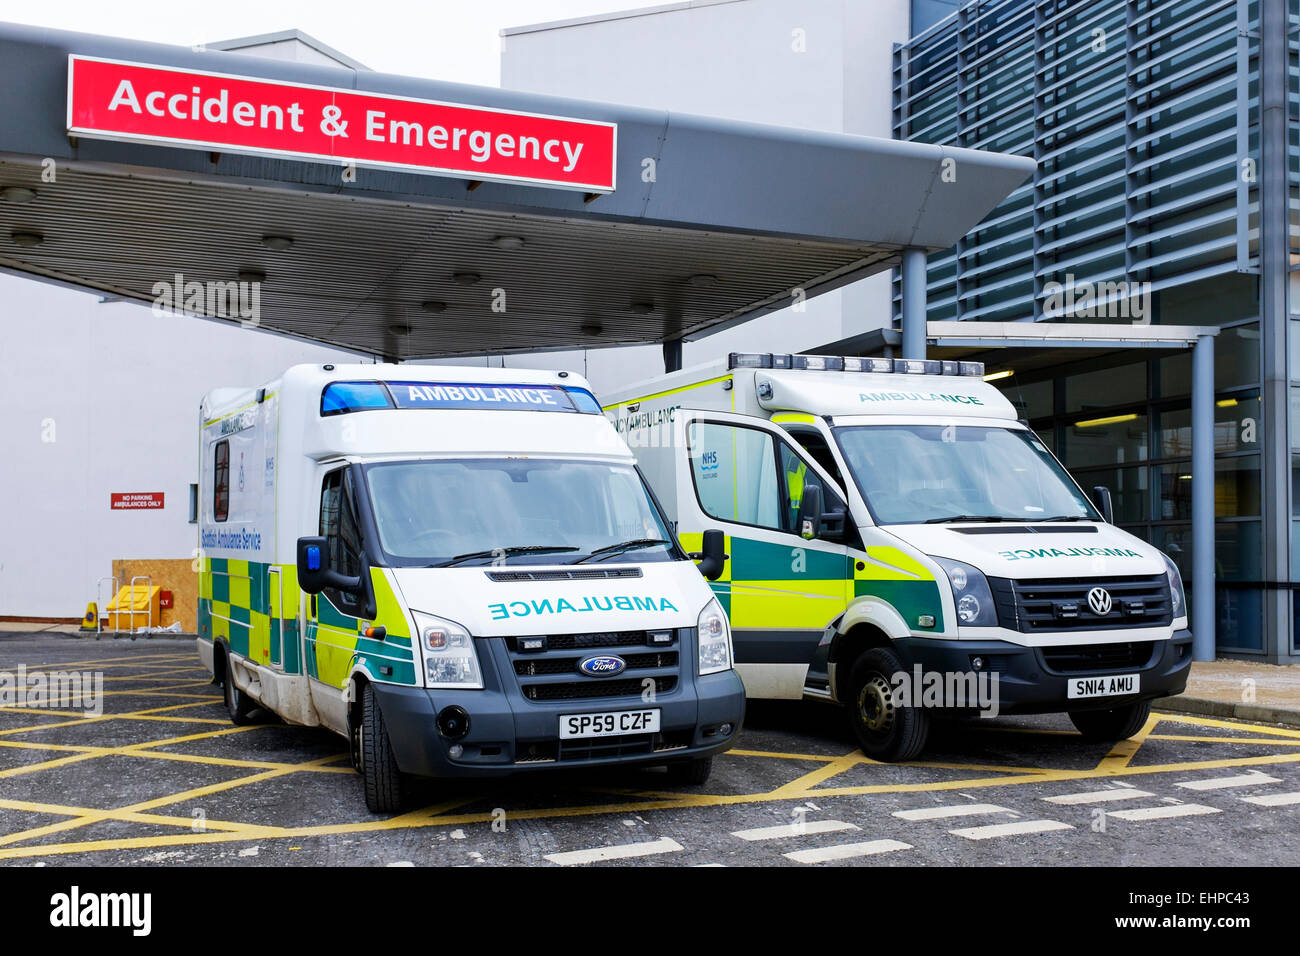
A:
[66,55,617,192]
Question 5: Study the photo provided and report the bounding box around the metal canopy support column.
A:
[663,339,683,374]
[1192,333,1216,662]
[901,247,927,360]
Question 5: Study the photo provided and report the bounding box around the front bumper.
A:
[371,635,746,779]
[893,628,1193,715]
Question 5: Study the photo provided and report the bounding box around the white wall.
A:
[0,274,363,618]
[499,0,911,390]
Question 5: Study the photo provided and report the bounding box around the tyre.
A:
[222,653,256,726]
[665,755,713,786]
[360,682,406,813]
[1069,699,1152,741]
[846,647,930,762]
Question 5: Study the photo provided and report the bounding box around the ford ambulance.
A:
[603,354,1191,761]
[196,364,744,812]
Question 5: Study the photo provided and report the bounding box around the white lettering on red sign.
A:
[67,56,617,192]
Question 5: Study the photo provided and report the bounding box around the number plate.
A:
[559,709,661,739]
[1067,673,1141,699]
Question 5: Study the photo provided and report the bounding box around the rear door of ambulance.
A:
[674,409,852,698]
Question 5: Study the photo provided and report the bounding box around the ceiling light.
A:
[686,273,719,287]
[0,186,37,204]
[421,300,447,313]
[1074,413,1137,429]
[10,230,43,247]
[261,234,294,251]
[452,272,481,285]
[238,269,266,284]
[580,321,603,337]
[493,236,525,250]
[629,301,655,314]
[983,369,1014,382]
[388,323,412,336]
[1216,398,1238,408]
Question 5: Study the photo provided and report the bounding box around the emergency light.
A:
[727,352,984,376]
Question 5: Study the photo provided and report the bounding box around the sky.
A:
[0,0,645,87]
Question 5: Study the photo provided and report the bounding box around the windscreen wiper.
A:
[570,538,673,564]
[436,545,578,568]
[923,515,1011,524]
[1036,515,1093,522]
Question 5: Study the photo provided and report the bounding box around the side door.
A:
[675,409,853,699]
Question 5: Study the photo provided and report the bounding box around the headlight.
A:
[697,597,733,675]
[411,611,483,689]
[1161,552,1187,620]
[933,557,999,627]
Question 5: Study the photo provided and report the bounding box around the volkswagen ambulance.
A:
[196,364,744,812]
[603,354,1191,761]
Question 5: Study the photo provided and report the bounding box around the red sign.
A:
[111,492,165,510]
[67,55,618,192]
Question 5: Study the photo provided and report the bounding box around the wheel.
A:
[1069,699,1151,741]
[222,654,256,726]
[846,647,930,762]
[360,682,406,813]
[665,755,713,786]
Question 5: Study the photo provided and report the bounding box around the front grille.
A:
[486,568,642,582]
[557,729,693,762]
[522,676,678,701]
[514,651,678,677]
[990,575,1171,632]
[1041,641,1157,673]
[508,628,684,703]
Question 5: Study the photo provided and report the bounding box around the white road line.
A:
[1175,773,1282,791]
[731,820,859,841]
[949,820,1073,840]
[544,837,683,866]
[1240,791,1300,807]
[1044,788,1156,805]
[893,803,1011,821]
[1106,804,1222,821]
[784,839,913,864]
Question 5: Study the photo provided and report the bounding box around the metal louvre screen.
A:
[892,0,1253,324]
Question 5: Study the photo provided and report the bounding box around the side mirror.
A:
[1091,485,1114,524]
[798,484,824,540]
[694,529,728,582]
[296,536,363,595]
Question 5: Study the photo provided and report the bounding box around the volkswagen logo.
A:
[1087,587,1114,616]
[578,655,626,677]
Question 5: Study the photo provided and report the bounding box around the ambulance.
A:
[603,354,1191,761]
[196,364,745,812]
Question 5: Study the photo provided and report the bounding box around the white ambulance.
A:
[196,364,745,812]
[603,353,1191,761]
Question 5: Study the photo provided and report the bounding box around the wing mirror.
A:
[1091,485,1115,524]
[296,536,363,595]
[692,529,728,581]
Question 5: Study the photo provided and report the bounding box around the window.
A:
[213,440,229,523]
[319,468,365,611]
[689,422,782,530]
[188,483,199,524]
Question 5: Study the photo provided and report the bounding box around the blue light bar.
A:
[959,361,986,376]
[893,359,942,374]
[792,354,844,371]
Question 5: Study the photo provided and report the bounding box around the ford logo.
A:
[578,655,626,677]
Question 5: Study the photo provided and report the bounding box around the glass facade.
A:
[893,0,1296,658]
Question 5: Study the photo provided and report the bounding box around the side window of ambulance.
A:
[319,469,364,611]
[689,422,782,530]
[778,442,817,534]
[213,440,230,523]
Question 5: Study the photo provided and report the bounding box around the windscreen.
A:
[835,425,1099,525]
[362,458,675,566]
